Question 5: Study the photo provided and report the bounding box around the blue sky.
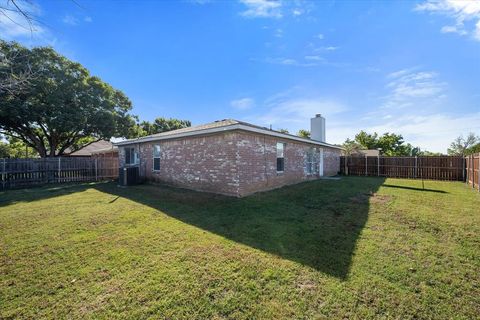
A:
[1,0,479,152]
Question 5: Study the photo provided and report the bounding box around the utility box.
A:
[118,166,140,186]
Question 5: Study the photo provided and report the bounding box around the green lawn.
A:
[1,177,479,319]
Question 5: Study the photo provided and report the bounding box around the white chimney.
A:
[310,114,326,142]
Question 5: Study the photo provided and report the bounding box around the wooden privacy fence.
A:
[340,156,465,181]
[0,157,118,190]
[465,153,479,191]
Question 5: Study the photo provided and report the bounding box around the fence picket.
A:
[465,153,479,191]
[0,157,118,190]
[341,155,466,182]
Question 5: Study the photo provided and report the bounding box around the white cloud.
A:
[62,14,93,26]
[274,57,297,65]
[325,46,339,51]
[292,8,303,16]
[316,33,324,39]
[387,67,416,79]
[475,20,480,40]
[231,98,255,110]
[321,68,477,153]
[189,0,212,4]
[313,46,339,52]
[261,55,347,68]
[258,98,346,126]
[242,88,348,134]
[239,0,283,18]
[304,55,326,61]
[274,28,283,37]
[415,0,480,41]
[383,68,447,108]
[369,114,480,152]
[327,112,480,153]
[263,57,323,67]
[239,82,478,152]
[62,15,78,26]
[440,25,467,35]
[239,0,312,19]
[0,1,44,37]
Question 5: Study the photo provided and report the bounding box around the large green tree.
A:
[447,133,479,156]
[342,138,362,156]
[130,117,191,138]
[354,131,378,150]
[346,130,424,156]
[0,41,136,157]
[0,135,38,158]
[466,143,480,155]
[297,129,311,139]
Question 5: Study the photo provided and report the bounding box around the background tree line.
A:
[1,39,478,159]
[0,40,190,158]
[342,130,479,156]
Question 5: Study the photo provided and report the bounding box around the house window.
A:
[276,142,285,172]
[306,147,315,174]
[153,144,161,171]
[125,147,138,165]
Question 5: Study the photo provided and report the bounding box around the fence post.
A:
[2,158,5,190]
[44,158,48,183]
[415,156,418,179]
[58,157,61,183]
[344,156,348,176]
[477,155,479,192]
[466,155,470,185]
[365,155,368,176]
[95,158,98,181]
[472,155,475,189]
[377,156,380,177]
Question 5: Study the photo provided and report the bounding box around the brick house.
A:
[115,115,342,197]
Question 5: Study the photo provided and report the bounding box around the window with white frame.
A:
[306,147,315,174]
[153,144,161,171]
[124,147,138,165]
[276,142,285,172]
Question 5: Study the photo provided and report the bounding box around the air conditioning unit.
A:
[118,166,140,186]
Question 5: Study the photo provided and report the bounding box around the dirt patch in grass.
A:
[350,192,392,205]
[296,279,317,292]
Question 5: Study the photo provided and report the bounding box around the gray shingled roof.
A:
[68,140,114,156]
[115,119,342,150]
[147,119,240,138]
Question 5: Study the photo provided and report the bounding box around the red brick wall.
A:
[119,133,239,196]
[235,132,340,196]
[118,130,341,197]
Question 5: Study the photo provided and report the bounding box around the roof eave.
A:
[114,124,343,150]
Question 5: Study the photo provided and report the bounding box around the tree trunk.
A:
[49,143,56,157]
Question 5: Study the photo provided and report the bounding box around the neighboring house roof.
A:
[68,140,114,156]
[91,146,118,155]
[352,149,380,157]
[115,119,343,150]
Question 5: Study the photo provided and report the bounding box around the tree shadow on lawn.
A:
[0,182,99,207]
[93,177,386,280]
[0,177,385,279]
[382,184,448,194]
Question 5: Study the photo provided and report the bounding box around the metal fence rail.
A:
[340,156,465,181]
[0,157,118,190]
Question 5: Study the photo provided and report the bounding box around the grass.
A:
[0,177,479,319]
